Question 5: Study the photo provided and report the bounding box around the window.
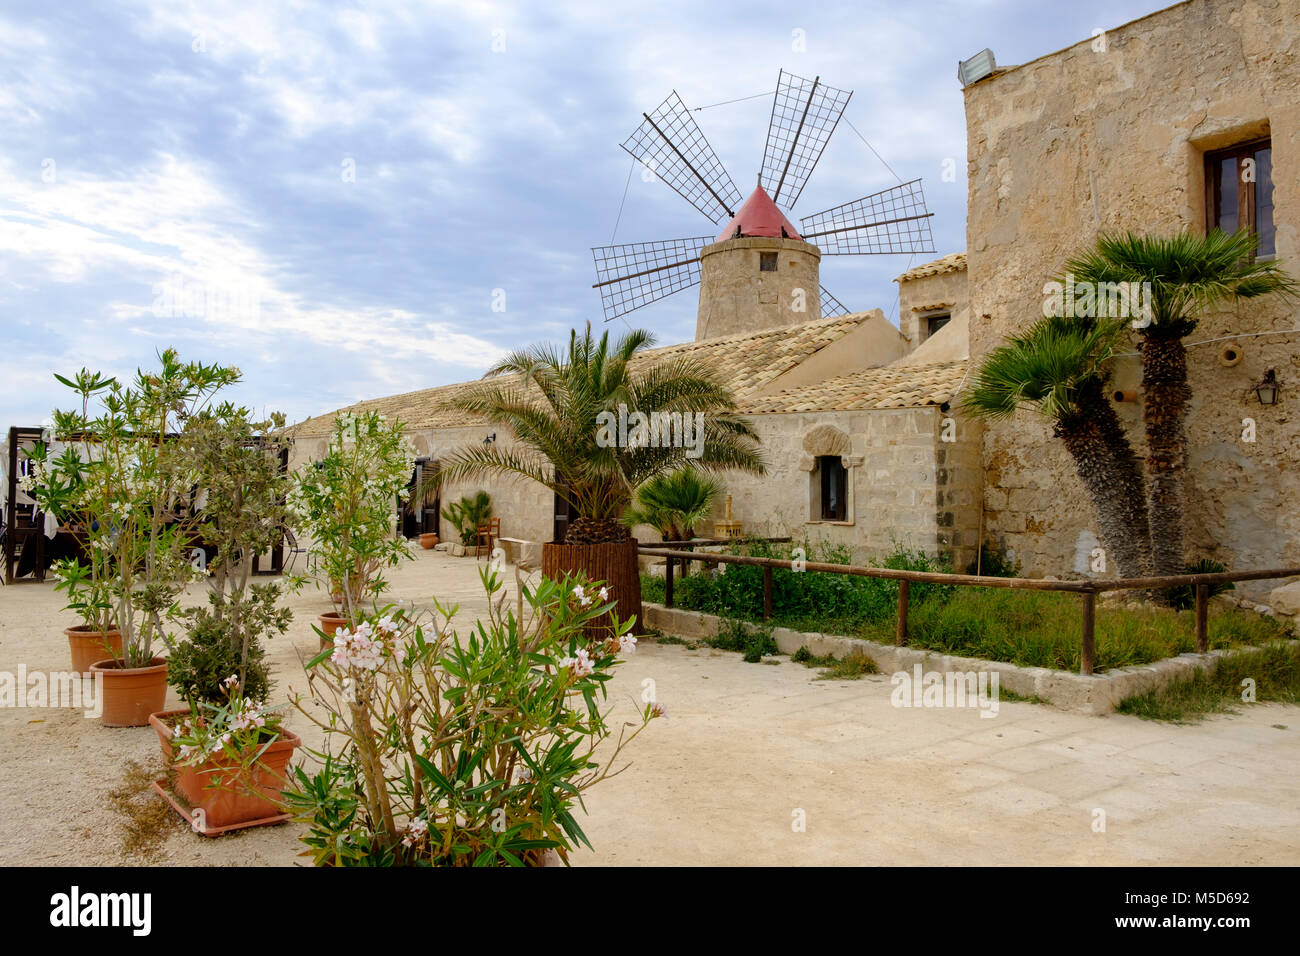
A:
[818,455,847,521]
[927,313,951,337]
[759,251,777,272]
[1206,139,1274,258]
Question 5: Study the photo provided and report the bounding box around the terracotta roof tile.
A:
[894,252,967,283]
[287,314,873,438]
[738,360,968,413]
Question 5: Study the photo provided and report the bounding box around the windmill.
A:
[592,70,936,338]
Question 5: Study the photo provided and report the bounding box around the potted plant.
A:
[440,490,492,550]
[147,402,300,833]
[430,325,765,630]
[291,411,414,642]
[17,371,121,671]
[283,567,662,866]
[26,351,237,726]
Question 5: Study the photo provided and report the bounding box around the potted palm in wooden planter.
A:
[429,325,765,631]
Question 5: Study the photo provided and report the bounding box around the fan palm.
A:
[433,324,765,545]
[623,467,723,542]
[963,315,1153,578]
[1064,229,1296,575]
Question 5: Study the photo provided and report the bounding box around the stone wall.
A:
[288,423,554,548]
[963,0,1300,592]
[715,407,982,569]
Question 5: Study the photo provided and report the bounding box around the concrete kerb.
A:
[641,603,1277,716]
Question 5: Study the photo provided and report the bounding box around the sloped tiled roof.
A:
[739,360,968,413]
[895,252,967,283]
[288,314,875,438]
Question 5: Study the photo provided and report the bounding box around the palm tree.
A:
[434,324,765,544]
[964,315,1153,579]
[623,467,723,542]
[1065,229,1296,576]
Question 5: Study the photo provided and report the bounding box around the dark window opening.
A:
[759,251,778,272]
[1206,139,1274,258]
[927,313,951,337]
[818,455,847,521]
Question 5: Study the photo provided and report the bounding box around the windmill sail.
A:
[621,92,744,225]
[819,286,851,318]
[591,236,713,322]
[799,180,936,256]
[760,71,852,209]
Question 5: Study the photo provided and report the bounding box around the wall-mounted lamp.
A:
[1255,369,1280,406]
[482,432,497,445]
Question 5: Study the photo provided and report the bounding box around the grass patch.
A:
[1118,642,1300,723]
[792,645,879,680]
[997,687,1049,705]
[642,541,1294,673]
[709,617,777,663]
[860,589,1293,672]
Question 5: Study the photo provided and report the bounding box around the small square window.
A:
[927,313,951,337]
[759,252,777,272]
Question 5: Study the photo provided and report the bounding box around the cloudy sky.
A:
[1,0,1165,427]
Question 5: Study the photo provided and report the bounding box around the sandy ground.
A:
[2,548,1299,867]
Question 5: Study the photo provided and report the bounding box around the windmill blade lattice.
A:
[621,92,744,225]
[819,286,852,318]
[591,236,714,322]
[760,71,852,209]
[799,179,936,256]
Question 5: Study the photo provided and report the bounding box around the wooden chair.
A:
[474,518,501,559]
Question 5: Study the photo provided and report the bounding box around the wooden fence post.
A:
[1080,590,1096,675]
[896,579,910,646]
[664,557,674,609]
[1195,583,1209,653]
[762,565,773,621]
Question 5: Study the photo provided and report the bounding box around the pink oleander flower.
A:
[402,816,429,848]
[559,647,594,678]
[331,622,385,672]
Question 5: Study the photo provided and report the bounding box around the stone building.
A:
[290,0,1298,593]
[957,0,1299,594]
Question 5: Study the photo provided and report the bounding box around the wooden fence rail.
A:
[636,545,1300,675]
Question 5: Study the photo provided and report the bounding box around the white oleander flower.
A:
[619,633,637,655]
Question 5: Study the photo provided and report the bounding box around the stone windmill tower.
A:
[592,70,936,340]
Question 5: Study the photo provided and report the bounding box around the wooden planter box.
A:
[542,539,643,633]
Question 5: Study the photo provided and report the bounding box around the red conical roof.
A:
[715,185,803,242]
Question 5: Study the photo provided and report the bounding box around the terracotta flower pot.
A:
[318,611,347,651]
[89,657,168,727]
[418,532,439,549]
[149,709,302,835]
[66,626,123,673]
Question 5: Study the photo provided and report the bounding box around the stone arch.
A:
[799,423,853,472]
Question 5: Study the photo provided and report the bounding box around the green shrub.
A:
[1164,558,1234,611]
[966,542,1021,578]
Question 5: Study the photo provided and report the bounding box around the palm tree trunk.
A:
[1139,329,1192,578]
[1057,383,1153,579]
